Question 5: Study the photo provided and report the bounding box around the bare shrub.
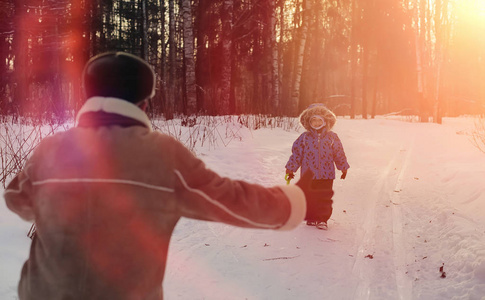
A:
[1,114,299,187]
[1,119,71,187]
[236,115,300,131]
[151,115,300,152]
[471,115,485,153]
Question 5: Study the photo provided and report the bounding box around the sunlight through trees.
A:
[0,0,484,121]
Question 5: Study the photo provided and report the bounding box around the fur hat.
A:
[82,52,156,104]
[299,103,337,131]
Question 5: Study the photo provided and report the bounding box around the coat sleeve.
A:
[285,134,305,173]
[331,133,350,171]
[169,138,306,231]
[4,162,36,222]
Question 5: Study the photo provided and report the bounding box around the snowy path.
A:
[351,130,418,300]
[2,117,485,300]
[163,118,485,300]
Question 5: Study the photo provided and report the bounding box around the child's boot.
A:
[316,221,328,230]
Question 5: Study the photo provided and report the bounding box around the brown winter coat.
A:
[4,97,306,300]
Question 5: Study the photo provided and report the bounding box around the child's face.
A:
[310,115,326,130]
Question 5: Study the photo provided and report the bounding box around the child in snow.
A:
[285,103,350,230]
[4,52,332,300]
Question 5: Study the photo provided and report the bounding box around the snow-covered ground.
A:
[1,117,485,299]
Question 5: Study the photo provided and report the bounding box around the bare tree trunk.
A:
[96,0,107,53]
[291,0,309,115]
[49,15,64,122]
[415,0,426,122]
[434,0,449,124]
[278,0,285,113]
[349,0,358,119]
[434,0,442,124]
[361,0,372,120]
[371,70,378,118]
[118,0,123,44]
[182,0,197,115]
[167,0,176,118]
[195,0,209,112]
[13,0,28,117]
[140,0,148,59]
[71,0,86,111]
[362,46,369,119]
[155,0,167,115]
[220,0,233,115]
[269,0,279,113]
[252,15,261,114]
[0,2,10,116]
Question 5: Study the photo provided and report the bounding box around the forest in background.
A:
[0,0,484,123]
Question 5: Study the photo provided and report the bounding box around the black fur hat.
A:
[82,52,155,104]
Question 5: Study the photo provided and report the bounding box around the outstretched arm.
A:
[170,138,306,231]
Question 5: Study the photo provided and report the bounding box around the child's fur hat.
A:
[299,103,337,131]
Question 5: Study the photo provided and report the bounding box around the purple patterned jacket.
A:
[286,129,350,180]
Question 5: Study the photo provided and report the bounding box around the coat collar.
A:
[76,97,152,131]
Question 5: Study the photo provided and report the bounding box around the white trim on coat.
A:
[10,168,305,230]
[31,178,174,193]
[173,170,284,229]
[76,97,152,130]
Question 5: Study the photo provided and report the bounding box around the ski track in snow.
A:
[391,138,414,300]
[351,126,416,300]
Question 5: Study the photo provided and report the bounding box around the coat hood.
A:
[299,103,337,131]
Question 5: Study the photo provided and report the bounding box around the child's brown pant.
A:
[309,179,334,222]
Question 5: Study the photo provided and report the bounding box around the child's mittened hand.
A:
[340,170,347,179]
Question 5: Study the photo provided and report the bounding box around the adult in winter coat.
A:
[285,103,350,230]
[4,52,332,300]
